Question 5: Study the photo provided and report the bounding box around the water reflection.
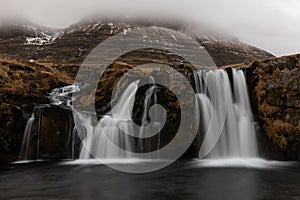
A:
[0,161,299,200]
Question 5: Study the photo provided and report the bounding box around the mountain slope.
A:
[0,19,273,67]
[0,22,61,61]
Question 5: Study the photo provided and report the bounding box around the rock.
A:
[27,105,79,160]
[244,54,300,160]
[0,59,73,162]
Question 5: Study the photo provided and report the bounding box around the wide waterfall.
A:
[194,69,258,159]
[19,68,258,161]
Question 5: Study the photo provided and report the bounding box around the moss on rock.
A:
[244,54,300,160]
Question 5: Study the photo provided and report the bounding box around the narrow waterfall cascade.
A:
[19,114,35,160]
[18,106,45,160]
[194,69,258,159]
[138,77,161,158]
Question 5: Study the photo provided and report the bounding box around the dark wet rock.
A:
[26,105,79,160]
[243,54,300,161]
[0,59,73,162]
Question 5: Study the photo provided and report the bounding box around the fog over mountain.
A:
[1,0,300,56]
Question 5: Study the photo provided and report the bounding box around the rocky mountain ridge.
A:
[0,19,273,67]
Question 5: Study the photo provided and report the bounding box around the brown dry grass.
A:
[0,58,73,108]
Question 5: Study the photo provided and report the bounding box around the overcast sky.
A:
[1,0,300,56]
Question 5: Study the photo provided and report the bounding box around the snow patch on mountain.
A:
[25,31,64,45]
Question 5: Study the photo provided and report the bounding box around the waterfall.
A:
[138,76,161,158]
[19,84,79,160]
[19,67,258,161]
[19,106,44,160]
[194,69,258,159]
[77,77,162,160]
[49,84,79,107]
[19,114,35,160]
[232,69,258,157]
[78,81,139,159]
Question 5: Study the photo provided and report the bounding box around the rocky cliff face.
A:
[244,55,300,160]
[0,59,72,162]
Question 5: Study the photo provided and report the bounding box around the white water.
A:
[19,68,259,163]
[19,84,79,160]
[19,114,35,160]
[49,84,80,107]
[78,81,139,159]
[191,158,293,169]
[77,77,162,160]
[19,80,159,160]
[138,77,162,158]
[194,69,258,159]
[139,85,156,154]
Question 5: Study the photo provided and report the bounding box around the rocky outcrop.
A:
[0,59,72,162]
[26,105,78,160]
[244,55,300,160]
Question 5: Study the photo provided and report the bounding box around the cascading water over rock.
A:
[194,69,258,159]
[19,114,35,160]
[77,77,161,160]
[19,68,258,161]
[77,81,139,159]
[19,85,80,160]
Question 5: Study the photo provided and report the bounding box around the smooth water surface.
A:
[0,160,300,200]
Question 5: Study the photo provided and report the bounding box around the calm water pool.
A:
[0,160,300,200]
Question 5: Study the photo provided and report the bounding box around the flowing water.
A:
[19,106,46,160]
[19,114,35,160]
[21,69,259,161]
[77,80,140,159]
[11,68,300,199]
[194,69,258,159]
[77,78,160,160]
[19,84,79,161]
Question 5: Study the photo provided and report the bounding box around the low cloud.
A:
[2,0,300,56]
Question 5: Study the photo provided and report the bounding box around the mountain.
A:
[0,21,62,62]
[0,19,273,67]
